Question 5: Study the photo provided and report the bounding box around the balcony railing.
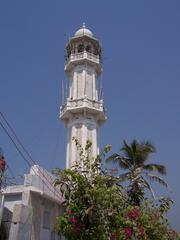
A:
[60,98,106,117]
[66,51,100,65]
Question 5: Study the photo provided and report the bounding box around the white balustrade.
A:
[60,98,105,116]
[66,51,100,64]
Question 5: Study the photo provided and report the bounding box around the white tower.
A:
[60,24,106,168]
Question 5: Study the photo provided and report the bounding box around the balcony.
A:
[60,97,106,123]
[65,52,102,72]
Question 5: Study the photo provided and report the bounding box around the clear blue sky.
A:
[0,0,179,231]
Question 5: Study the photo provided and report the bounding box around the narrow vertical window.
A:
[77,71,83,98]
[43,210,50,229]
[86,71,93,99]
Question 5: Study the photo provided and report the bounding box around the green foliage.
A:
[106,139,167,205]
[54,141,126,239]
[53,139,178,240]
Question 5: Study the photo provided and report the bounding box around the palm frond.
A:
[121,140,134,161]
[127,176,146,205]
[121,140,156,166]
[105,153,120,162]
[145,173,168,188]
[117,172,130,182]
[131,139,138,154]
[135,140,156,164]
[142,141,155,160]
[141,177,156,199]
[106,154,130,169]
[143,164,166,175]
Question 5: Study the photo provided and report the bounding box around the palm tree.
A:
[106,140,167,205]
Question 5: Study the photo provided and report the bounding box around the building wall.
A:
[1,165,64,240]
[4,194,22,212]
[30,192,63,240]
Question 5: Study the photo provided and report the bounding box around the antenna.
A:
[84,62,87,97]
[61,79,64,104]
[65,79,68,101]
[99,72,103,100]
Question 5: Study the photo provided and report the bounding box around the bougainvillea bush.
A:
[53,140,179,240]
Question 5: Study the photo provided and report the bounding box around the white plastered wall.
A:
[68,65,97,101]
[66,116,99,168]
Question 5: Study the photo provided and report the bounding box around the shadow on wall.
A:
[0,207,12,240]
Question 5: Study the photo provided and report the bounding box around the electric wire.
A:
[0,112,37,166]
[0,121,31,168]
[0,118,62,199]
[6,165,20,185]
[0,112,62,200]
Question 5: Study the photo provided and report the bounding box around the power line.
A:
[0,112,36,165]
[0,118,62,199]
[0,121,31,168]
[6,165,21,185]
[0,112,62,200]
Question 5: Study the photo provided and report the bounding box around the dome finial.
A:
[74,23,93,37]
[82,22,86,28]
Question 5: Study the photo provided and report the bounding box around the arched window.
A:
[66,46,71,58]
[94,48,98,55]
[72,48,76,54]
[85,45,92,53]
[77,44,84,53]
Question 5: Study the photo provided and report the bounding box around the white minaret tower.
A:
[60,23,106,168]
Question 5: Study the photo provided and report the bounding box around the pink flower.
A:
[67,209,74,215]
[69,217,77,224]
[126,208,141,220]
[124,227,132,239]
[137,224,144,236]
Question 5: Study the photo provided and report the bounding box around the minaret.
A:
[60,23,106,168]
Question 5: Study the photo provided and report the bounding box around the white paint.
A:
[4,194,22,212]
[60,27,106,168]
[2,165,64,240]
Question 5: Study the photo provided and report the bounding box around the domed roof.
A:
[74,23,93,37]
